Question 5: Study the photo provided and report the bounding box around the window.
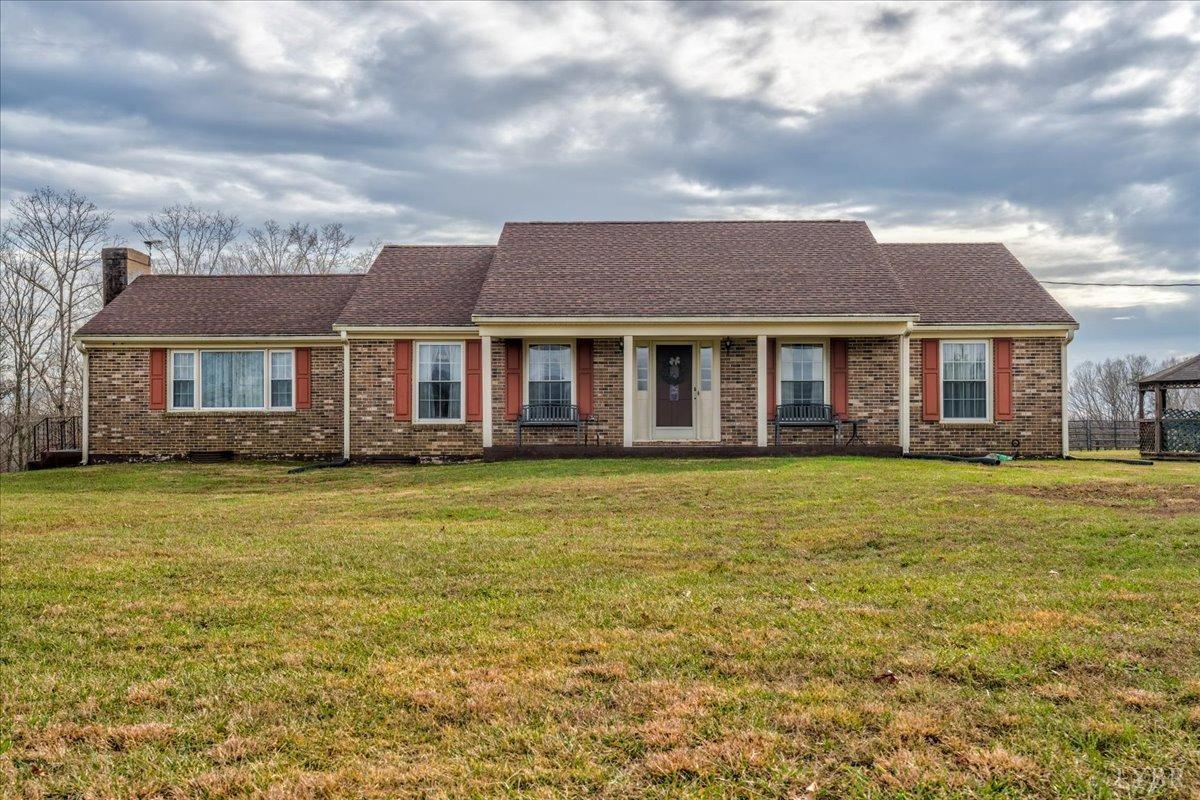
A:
[942,341,989,421]
[699,346,713,391]
[417,343,462,421]
[780,343,824,404]
[171,352,195,409]
[270,351,293,409]
[528,343,572,405]
[168,349,294,411]
[636,346,649,391]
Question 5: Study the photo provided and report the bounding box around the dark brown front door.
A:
[655,344,693,428]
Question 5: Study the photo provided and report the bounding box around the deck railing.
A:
[30,415,81,457]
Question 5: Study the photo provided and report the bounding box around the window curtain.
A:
[418,343,462,420]
[201,351,264,408]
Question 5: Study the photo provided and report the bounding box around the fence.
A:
[1068,419,1140,451]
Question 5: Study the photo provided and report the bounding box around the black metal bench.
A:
[773,402,864,447]
[516,403,590,447]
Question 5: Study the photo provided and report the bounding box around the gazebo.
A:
[1137,353,1200,460]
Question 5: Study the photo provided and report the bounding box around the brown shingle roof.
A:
[474,221,917,317]
[76,274,363,336]
[881,243,1076,325]
[335,245,494,327]
[1138,353,1200,386]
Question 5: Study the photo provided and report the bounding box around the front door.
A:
[655,344,693,428]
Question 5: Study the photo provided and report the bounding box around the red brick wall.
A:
[908,336,1064,456]
[719,337,758,445]
[349,340,482,460]
[768,337,901,448]
[490,338,624,446]
[87,347,343,459]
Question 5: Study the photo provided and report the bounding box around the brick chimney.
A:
[102,247,151,305]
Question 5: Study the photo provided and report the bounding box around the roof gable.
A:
[881,243,1076,325]
[474,221,917,318]
[76,274,363,337]
[336,245,494,327]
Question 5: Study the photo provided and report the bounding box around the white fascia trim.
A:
[912,323,1077,337]
[75,334,342,347]
[474,314,919,324]
[334,325,479,337]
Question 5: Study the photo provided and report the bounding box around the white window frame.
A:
[776,339,831,407]
[412,341,466,425]
[168,348,295,412]
[525,340,576,406]
[939,339,992,424]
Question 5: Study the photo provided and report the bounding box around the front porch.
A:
[479,322,910,455]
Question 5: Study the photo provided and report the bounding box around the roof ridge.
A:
[504,219,863,225]
[382,244,496,248]
[143,272,365,278]
[882,241,1006,246]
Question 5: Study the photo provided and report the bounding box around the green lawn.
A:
[2,456,1198,799]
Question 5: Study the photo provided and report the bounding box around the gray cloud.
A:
[1,0,1196,362]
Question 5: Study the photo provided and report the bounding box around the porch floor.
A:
[483,443,902,461]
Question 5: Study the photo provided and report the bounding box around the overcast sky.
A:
[1,0,1196,363]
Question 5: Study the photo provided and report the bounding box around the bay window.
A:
[528,343,572,405]
[416,343,463,422]
[941,341,989,421]
[780,343,825,404]
[168,349,295,411]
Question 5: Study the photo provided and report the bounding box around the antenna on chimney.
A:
[142,239,163,261]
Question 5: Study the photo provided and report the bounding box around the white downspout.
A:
[342,331,351,460]
[80,345,89,465]
[899,331,911,454]
[1061,329,1074,457]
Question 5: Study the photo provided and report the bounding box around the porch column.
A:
[1154,386,1165,453]
[623,335,634,447]
[481,335,492,448]
[756,334,768,447]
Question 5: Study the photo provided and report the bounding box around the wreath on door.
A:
[661,355,685,386]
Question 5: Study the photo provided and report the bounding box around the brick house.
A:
[75,221,1077,462]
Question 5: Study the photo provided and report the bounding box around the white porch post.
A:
[623,335,635,447]
[1061,332,1071,457]
[756,334,768,447]
[899,332,911,453]
[481,335,493,448]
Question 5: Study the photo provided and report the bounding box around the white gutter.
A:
[473,314,920,325]
[342,330,351,460]
[75,334,342,347]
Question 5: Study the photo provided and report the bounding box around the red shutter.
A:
[994,338,1013,421]
[149,348,166,410]
[465,340,482,422]
[394,340,412,421]
[766,338,777,420]
[577,338,594,417]
[921,339,940,421]
[504,339,522,421]
[295,347,312,410]
[831,338,849,420]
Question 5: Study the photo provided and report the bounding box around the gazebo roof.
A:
[1138,353,1200,388]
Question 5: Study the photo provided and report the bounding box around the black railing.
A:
[31,415,81,457]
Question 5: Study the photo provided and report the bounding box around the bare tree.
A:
[0,246,56,470]
[223,220,376,274]
[4,187,112,416]
[132,204,239,274]
[1070,353,1176,439]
